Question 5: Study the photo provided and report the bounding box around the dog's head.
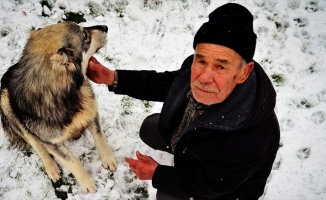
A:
[20,22,107,76]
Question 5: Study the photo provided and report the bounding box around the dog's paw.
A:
[102,154,118,171]
[45,161,61,182]
[77,175,97,193]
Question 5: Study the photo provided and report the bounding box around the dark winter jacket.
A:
[113,55,280,200]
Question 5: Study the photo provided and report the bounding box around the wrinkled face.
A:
[191,43,253,105]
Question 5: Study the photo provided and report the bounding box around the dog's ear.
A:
[50,47,76,71]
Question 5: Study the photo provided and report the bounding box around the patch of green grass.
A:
[142,100,153,112]
[121,97,134,115]
[123,170,149,199]
[63,12,86,23]
[142,101,151,108]
[40,0,52,8]
[40,0,53,17]
[14,0,23,4]
[124,169,136,183]
[51,176,75,200]
[88,2,103,17]
[133,184,149,199]
[271,73,285,86]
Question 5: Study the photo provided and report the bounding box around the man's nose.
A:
[198,66,214,84]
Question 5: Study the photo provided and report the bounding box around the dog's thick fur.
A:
[0,22,117,193]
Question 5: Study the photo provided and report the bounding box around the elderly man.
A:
[87,3,280,200]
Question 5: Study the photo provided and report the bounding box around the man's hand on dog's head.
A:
[87,56,115,85]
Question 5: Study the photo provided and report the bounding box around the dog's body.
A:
[0,22,116,193]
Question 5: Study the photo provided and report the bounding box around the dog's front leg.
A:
[42,142,97,193]
[88,113,117,171]
[23,133,61,182]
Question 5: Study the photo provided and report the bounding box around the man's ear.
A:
[50,47,76,71]
[237,61,254,84]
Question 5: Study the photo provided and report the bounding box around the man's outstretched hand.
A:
[87,56,115,85]
[125,151,159,180]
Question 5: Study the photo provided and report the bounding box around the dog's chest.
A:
[61,84,98,140]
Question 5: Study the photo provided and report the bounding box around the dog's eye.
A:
[83,30,90,42]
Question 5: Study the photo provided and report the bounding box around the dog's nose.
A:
[101,25,108,33]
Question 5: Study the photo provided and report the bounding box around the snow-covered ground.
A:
[0,0,325,199]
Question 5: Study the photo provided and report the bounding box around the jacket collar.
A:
[187,69,257,132]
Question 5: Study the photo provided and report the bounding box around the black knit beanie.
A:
[193,3,256,62]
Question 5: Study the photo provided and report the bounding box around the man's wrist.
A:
[108,71,118,91]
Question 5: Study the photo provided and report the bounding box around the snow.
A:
[0,0,325,199]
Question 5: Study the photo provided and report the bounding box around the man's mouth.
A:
[195,84,218,94]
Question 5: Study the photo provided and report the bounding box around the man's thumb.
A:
[136,151,148,161]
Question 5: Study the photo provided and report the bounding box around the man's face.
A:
[191,43,253,105]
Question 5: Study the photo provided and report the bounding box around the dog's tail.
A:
[0,89,30,150]
[0,110,30,150]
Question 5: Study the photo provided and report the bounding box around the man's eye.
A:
[217,65,225,70]
[197,60,206,65]
[215,65,227,74]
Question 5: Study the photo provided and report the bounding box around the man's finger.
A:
[87,60,96,71]
[125,157,133,164]
[136,151,150,161]
[89,56,99,64]
[88,61,101,71]
[125,157,139,166]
